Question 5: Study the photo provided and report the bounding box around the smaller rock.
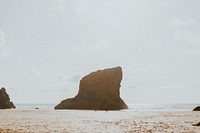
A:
[0,87,15,109]
[192,122,200,126]
[193,106,200,111]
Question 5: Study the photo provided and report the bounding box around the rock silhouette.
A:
[193,106,200,111]
[55,66,128,110]
[0,87,15,109]
[192,122,200,126]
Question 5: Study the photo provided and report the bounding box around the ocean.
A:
[15,104,56,110]
[15,103,199,111]
[128,103,199,111]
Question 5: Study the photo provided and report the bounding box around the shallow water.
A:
[15,103,199,111]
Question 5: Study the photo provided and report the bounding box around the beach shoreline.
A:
[0,109,199,133]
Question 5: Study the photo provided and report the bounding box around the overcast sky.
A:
[0,0,200,104]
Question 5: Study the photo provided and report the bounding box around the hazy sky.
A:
[0,0,200,104]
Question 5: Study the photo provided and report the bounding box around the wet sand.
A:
[0,109,199,133]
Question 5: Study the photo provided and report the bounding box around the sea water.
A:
[15,103,199,111]
[128,103,199,111]
[15,104,56,110]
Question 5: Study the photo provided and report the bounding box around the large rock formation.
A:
[55,66,128,110]
[193,106,200,111]
[0,87,15,109]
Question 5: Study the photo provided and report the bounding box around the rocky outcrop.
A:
[192,122,200,126]
[0,87,15,109]
[193,106,200,111]
[55,66,128,110]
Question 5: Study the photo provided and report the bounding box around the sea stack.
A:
[193,106,200,111]
[55,66,128,110]
[0,87,15,109]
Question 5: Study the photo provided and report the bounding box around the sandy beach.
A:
[0,109,199,133]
